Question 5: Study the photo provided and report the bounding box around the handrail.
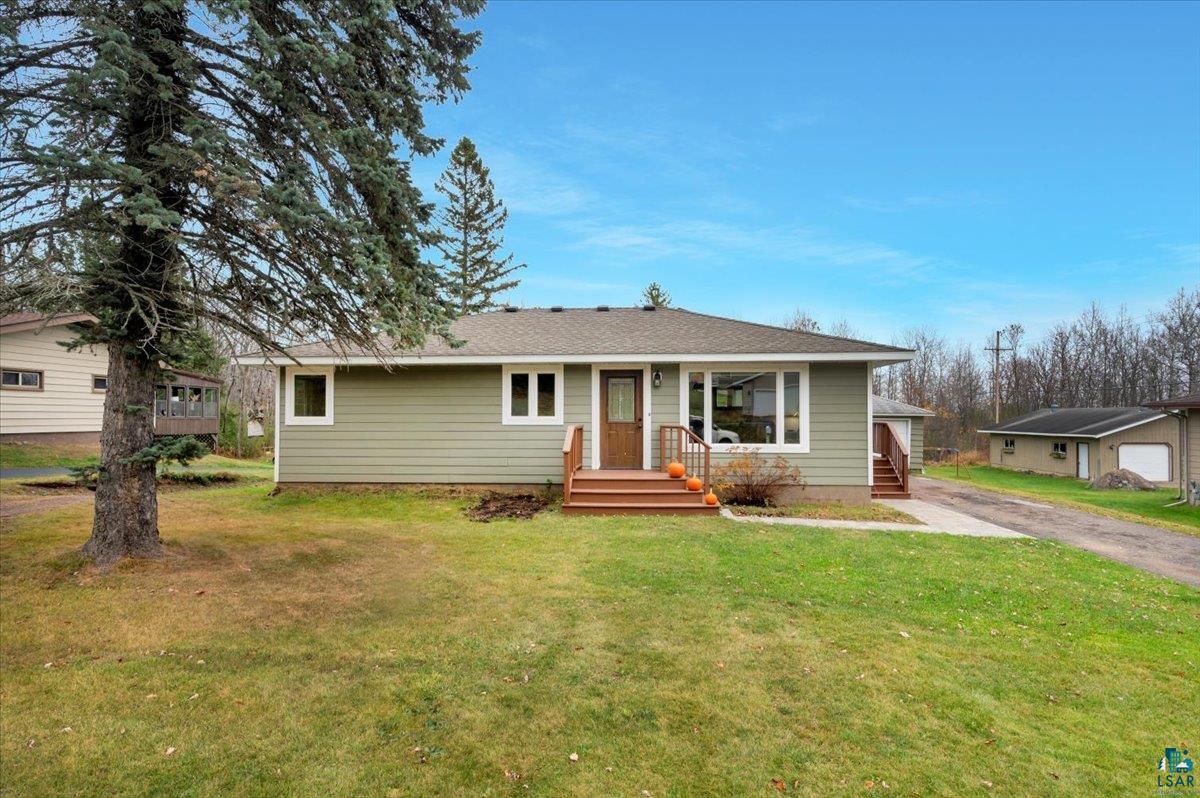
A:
[658,424,712,493]
[873,421,909,494]
[562,424,583,502]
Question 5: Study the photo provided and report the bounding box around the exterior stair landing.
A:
[563,469,720,516]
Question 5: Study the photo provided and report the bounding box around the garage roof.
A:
[979,407,1167,439]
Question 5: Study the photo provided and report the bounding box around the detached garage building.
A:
[980,406,1178,485]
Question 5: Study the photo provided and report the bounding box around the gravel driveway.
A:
[913,477,1200,588]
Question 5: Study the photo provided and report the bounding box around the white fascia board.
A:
[979,414,1166,439]
[233,351,915,367]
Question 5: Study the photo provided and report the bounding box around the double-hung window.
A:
[502,365,563,425]
[285,366,335,425]
[683,366,809,451]
[1002,438,1015,452]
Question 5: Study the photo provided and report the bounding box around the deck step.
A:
[562,501,720,516]
[569,488,706,505]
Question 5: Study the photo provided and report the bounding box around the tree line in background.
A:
[871,286,1200,451]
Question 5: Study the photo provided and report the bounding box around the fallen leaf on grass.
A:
[770,777,787,791]
[503,769,520,781]
[187,693,199,701]
[898,631,910,638]
[568,752,579,763]
[164,746,176,756]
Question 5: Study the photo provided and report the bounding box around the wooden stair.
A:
[563,469,720,516]
[871,455,910,499]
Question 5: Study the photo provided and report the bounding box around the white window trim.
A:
[285,365,335,426]
[679,363,810,454]
[501,364,564,425]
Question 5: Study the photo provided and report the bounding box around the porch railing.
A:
[873,420,909,494]
[562,424,584,501]
[658,424,712,492]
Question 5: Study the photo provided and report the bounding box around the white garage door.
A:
[1118,444,1170,482]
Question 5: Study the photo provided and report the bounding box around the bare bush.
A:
[712,447,806,506]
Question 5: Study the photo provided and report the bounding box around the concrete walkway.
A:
[719,500,1026,538]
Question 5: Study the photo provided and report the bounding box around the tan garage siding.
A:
[277,364,591,483]
[0,329,107,435]
[989,414,1179,485]
[1188,412,1199,484]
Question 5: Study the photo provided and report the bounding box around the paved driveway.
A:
[913,477,1200,588]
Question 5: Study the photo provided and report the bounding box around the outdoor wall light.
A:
[652,369,663,388]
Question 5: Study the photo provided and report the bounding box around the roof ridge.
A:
[669,307,910,352]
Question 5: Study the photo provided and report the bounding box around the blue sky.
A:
[414,1,1200,345]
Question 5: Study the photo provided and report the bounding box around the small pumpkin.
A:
[686,476,702,492]
[704,491,719,506]
[667,462,686,479]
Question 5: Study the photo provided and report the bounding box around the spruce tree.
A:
[0,0,481,563]
[435,138,524,313]
[641,282,672,307]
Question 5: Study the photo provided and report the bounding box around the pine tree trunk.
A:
[82,346,160,563]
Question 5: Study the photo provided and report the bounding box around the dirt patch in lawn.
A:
[465,493,550,522]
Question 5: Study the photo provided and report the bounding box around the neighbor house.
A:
[979,406,1179,485]
[1143,392,1200,503]
[0,312,222,447]
[234,306,916,513]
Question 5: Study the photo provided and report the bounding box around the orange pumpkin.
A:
[686,476,702,492]
[667,462,686,479]
[704,491,719,506]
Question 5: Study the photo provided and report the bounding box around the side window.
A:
[286,367,334,425]
[155,386,168,416]
[1,369,43,390]
[1002,438,1015,452]
[187,386,204,417]
[502,366,563,425]
[92,376,108,392]
[1050,441,1068,457]
[169,385,186,416]
[203,387,219,418]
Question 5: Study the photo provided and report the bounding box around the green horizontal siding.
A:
[277,365,589,483]
[276,361,870,487]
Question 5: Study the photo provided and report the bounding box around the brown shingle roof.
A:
[1144,392,1200,409]
[270,307,911,361]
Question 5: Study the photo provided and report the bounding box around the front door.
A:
[600,370,642,469]
[1077,442,1090,479]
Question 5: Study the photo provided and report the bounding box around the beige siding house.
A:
[1144,393,1200,504]
[981,407,1179,486]
[0,313,222,445]
[1,313,108,442]
[238,307,916,512]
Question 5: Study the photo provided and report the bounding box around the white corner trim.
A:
[866,362,874,487]
[501,364,564,425]
[590,363,652,470]
[273,366,281,483]
[678,363,811,454]
[284,365,335,426]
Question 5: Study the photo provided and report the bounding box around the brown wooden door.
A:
[600,371,642,469]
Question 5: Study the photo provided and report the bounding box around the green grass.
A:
[1,484,1196,795]
[926,464,1200,536]
[0,442,101,469]
[729,501,923,525]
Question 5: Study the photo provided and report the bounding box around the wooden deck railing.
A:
[873,420,909,494]
[658,424,712,491]
[562,424,584,501]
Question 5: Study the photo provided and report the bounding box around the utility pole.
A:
[985,330,1014,423]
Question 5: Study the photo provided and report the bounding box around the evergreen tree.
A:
[0,0,481,563]
[435,138,524,313]
[641,282,672,307]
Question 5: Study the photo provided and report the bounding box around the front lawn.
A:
[0,442,100,470]
[1,484,1196,795]
[729,501,923,525]
[926,464,1200,536]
